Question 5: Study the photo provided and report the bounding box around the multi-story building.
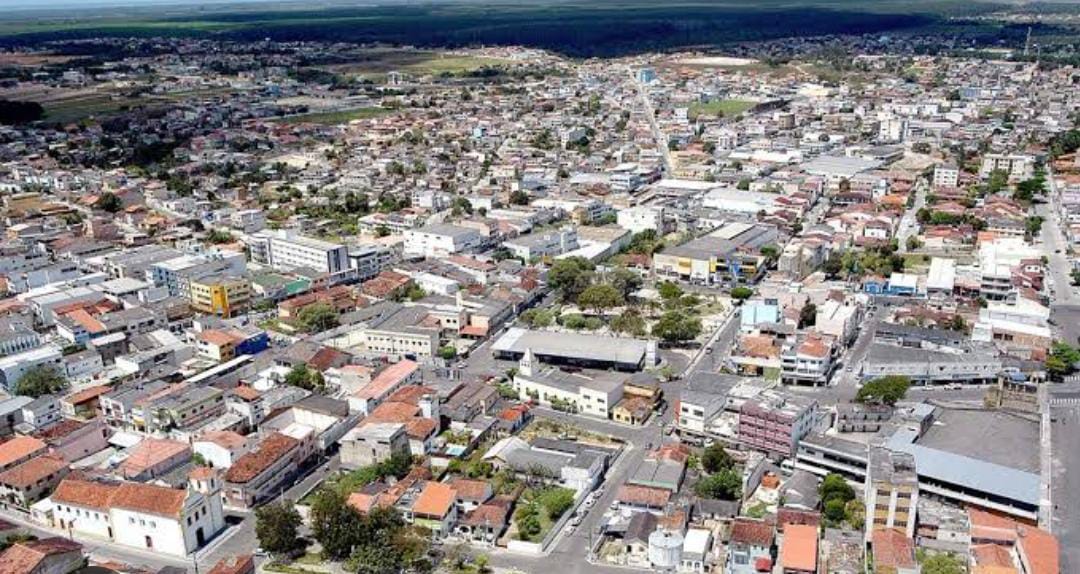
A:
[932,163,960,188]
[654,223,776,286]
[188,275,251,318]
[737,390,817,458]
[340,422,409,470]
[248,230,349,275]
[862,343,1002,386]
[347,243,399,281]
[780,334,835,386]
[980,153,1034,182]
[222,432,302,509]
[403,224,483,259]
[0,316,41,357]
[617,205,669,234]
[0,455,68,507]
[503,228,579,261]
[864,448,918,540]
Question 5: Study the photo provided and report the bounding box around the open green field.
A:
[277,106,392,126]
[689,99,755,119]
[42,94,133,123]
[322,50,512,79]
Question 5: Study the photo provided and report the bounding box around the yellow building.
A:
[865,447,919,541]
[189,275,251,318]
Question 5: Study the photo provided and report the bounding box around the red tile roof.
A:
[412,481,455,518]
[730,518,775,547]
[51,478,117,510]
[0,437,47,469]
[224,433,298,483]
[615,484,670,508]
[0,455,67,489]
[110,482,189,517]
[1017,526,1059,574]
[0,538,82,574]
[779,523,817,572]
[872,528,916,570]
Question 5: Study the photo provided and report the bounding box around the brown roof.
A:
[0,437,47,469]
[224,433,298,484]
[62,384,111,406]
[0,538,82,574]
[460,501,510,527]
[207,555,254,574]
[33,419,87,443]
[730,518,775,547]
[0,455,67,489]
[230,385,261,402]
[779,523,817,572]
[51,478,119,510]
[1016,526,1059,574]
[412,481,455,518]
[871,528,916,570]
[119,438,190,478]
[110,482,189,517]
[197,430,248,451]
[448,478,492,502]
[615,484,670,508]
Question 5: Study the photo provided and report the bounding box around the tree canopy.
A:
[651,310,702,344]
[855,375,911,406]
[14,366,69,399]
[548,257,595,303]
[694,469,742,500]
[296,302,340,333]
[255,502,306,557]
[577,283,623,314]
[701,443,734,474]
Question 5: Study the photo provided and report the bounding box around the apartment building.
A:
[403,224,483,259]
[737,391,817,458]
[864,448,918,540]
[249,230,349,275]
[0,345,63,392]
[188,275,251,318]
[780,334,835,386]
[980,153,1034,182]
[932,163,960,188]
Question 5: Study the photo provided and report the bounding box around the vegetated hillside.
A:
[0,0,971,56]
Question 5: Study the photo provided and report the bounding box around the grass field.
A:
[688,99,755,119]
[278,107,391,126]
[42,94,134,123]
[322,50,511,79]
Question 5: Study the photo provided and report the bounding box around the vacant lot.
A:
[688,99,755,119]
[323,50,511,79]
[278,107,392,126]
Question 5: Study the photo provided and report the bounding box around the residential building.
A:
[0,345,63,392]
[738,391,817,458]
[222,432,301,509]
[340,422,409,470]
[865,448,918,540]
[249,230,349,275]
[0,455,69,507]
[403,224,483,259]
[188,275,251,318]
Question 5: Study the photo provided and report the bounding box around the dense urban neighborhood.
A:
[0,12,1078,574]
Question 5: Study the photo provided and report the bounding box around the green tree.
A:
[694,469,742,500]
[284,363,325,392]
[509,190,530,205]
[701,443,734,474]
[855,375,911,406]
[13,366,68,398]
[1046,341,1080,379]
[921,553,966,574]
[657,281,683,301]
[730,286,753,301]
[577,283,623,314]
[823,498,847,523]
[439,345,458,361]
[98,192,123,213]
[309,488,363,560]
[819,473,855,506]
[652,311,702,344]
[206,229,234,244]
[609,267,643,298]
[799,303,817,328]
[255,502,305,558]
[296,302,339,333]
[610,310,647,336]
[547,257,595,303]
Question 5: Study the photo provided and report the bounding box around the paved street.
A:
[897,179,928,253]
[1047,400,1080,574]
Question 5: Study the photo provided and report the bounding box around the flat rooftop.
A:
[491,327,649,367]
[917,408,1040,473]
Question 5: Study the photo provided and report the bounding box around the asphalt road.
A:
[1048,404,1080,574]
